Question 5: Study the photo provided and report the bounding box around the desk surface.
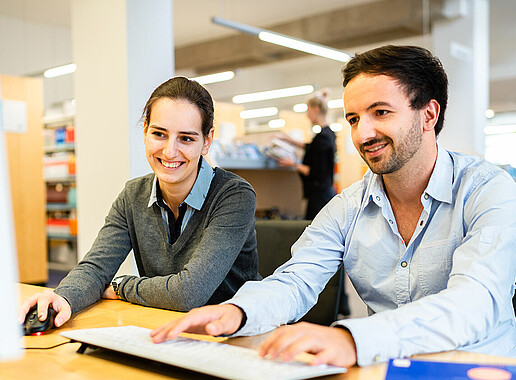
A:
[2,284,516,380]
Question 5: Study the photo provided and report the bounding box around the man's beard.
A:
[360,113,422,175]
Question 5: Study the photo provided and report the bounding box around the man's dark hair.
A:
[342,45,448,136]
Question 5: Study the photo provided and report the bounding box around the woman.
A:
[20,77,260,328]
[277,90,337,220]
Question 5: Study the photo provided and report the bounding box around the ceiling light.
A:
[328,99,344,109]
[192,71,235,85]
[233,85,314,104]
[485,109,495,119]
[295,100,343,112]
[293,103,308,113]
[330,123,343,132]
[43,63,77,78]
[484,124,516,135]
[268,119,285,128]
[240,107,278,119]
[212,17,352,63]
[258,31,351,62]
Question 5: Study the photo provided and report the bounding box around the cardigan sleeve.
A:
[53,187,133,313]
[118,179,257,311]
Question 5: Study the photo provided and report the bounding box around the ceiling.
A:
[0,0,515,115]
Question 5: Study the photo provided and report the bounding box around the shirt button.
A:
[401,261,408,267]
[424,193,429,200]
[373,354,381,362]
[376,196,380,201]
[388,219,393,224]
[420,220,424,226]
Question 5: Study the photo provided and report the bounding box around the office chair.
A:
[513,287,515,315]
[255,219,343,326]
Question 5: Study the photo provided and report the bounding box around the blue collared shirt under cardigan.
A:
[149,156,216,240]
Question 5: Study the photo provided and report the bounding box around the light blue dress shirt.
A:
[148,156,215,239]
[228,144,516,366]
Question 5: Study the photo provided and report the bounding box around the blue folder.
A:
[385,358,516,379]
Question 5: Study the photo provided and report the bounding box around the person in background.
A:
[150,46,516,367]
[19,76,261,328]
[275,90,349,317]
[276,90,337,220]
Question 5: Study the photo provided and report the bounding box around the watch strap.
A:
[111,276,125,299]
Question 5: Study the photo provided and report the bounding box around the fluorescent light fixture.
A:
[212,17,352,63]
[293,103,308,113]
[484,124,516,135]
[268,119,285,128]
[295,100,342,112]
[259,31,351,62]
[330,123,343,132]
[485,109,495,119]
[312,125,322,134]
[233,85,314,104]
[192,71,235,85]
[43,63,77,78]
[240,107,278,119]
[328,99,344,109]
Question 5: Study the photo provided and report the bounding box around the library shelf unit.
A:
[43,113,78,272]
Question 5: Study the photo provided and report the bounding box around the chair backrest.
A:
[255,219,342,326]
[513,286,515,315]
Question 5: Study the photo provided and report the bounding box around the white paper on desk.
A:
[1,100,28,133]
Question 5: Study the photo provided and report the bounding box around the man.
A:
[151,45,516,367]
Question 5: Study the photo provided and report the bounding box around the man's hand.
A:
[150,304,244,343]
[18,290,72,328]
[258,322,357,368]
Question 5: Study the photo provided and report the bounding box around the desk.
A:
[3,284,516,379]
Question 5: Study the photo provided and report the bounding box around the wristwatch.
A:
[111,276,126,299]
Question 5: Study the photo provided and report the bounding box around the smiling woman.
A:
[144,99,211,204]
[19,77,261,328]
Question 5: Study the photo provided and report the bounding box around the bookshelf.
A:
[43,113,78,272]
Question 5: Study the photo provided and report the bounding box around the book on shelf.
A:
[47,215,77,236]
[43,152,76,180]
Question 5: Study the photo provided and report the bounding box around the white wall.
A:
[432,0,489,155]
[0,14,74,110]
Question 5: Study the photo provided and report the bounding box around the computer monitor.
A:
[0,105,22,361]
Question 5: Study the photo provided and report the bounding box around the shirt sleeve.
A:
[226,194,346,336]
[334,170,516,366]
[54,187,133,313]
[118,180,257,311]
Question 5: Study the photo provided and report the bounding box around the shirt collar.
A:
[423,143,453,204]
[148,156,214,210]
[364,171,385,208]
[363,143,453,208]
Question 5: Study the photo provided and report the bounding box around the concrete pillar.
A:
[71,0,173,273]
[432,0,489,156]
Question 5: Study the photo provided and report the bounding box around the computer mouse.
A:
[23,305,57,335]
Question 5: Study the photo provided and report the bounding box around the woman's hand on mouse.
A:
[18,290,72,328]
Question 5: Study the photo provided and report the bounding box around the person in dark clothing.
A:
[276,90,337,220]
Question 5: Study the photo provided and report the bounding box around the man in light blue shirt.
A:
[151,45,516,367]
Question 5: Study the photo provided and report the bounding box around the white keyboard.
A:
[61,325,347,380]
